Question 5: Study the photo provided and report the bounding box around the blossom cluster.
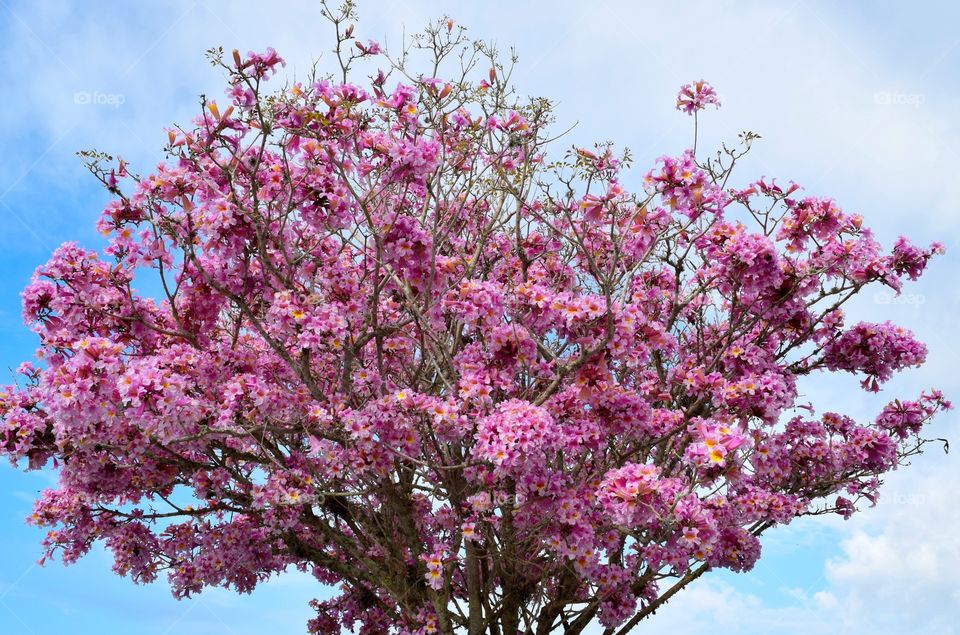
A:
[675,80,720,114]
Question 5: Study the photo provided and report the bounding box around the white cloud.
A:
[632,454,960,635]
[816,466,960,634]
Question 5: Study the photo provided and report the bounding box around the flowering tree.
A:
[0,5,949,634]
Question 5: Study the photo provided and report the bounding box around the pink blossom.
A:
[676,80,720,114]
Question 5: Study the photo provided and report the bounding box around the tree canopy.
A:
[0,5,948,634]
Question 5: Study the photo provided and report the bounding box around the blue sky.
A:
[0,1,957,633]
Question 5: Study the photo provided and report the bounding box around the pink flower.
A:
[676,80,720,114]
